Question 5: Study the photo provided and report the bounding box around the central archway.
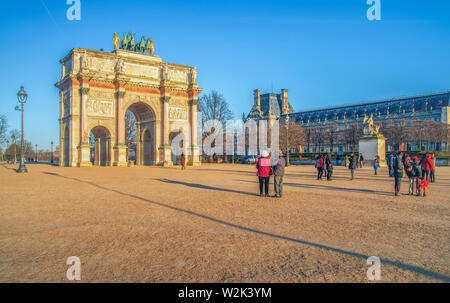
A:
[89,126,111,166]
[125,102,156,165]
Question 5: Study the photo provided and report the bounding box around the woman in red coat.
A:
[421,153,434,182]
[256,150,271,197]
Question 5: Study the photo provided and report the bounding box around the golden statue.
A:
[113,32,121,50]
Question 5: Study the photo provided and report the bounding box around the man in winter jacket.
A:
[272,150,286,198]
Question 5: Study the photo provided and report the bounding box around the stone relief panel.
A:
[88,100,115,118]
[126,62,159,79]
[169,107,188,121]
[168,69,188,83]
[88,57,115,74]
[90,89,114,101]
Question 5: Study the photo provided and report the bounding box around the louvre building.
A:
[246,89,450,154]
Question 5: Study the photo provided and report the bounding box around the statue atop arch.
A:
[115,31,155,55]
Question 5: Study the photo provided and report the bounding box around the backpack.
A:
[315,159,321,168]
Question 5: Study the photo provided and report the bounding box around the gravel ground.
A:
[0,163,448,282]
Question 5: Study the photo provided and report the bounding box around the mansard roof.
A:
[288,91,449,123]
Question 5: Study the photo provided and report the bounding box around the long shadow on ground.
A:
[238,179,393,196]
[42,171,450,282]
[156,178,257,196]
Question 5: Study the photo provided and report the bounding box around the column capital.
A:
[80,87,90,95]
[161,96,171,103]
[115,91,126,98]
[189,98,198,106]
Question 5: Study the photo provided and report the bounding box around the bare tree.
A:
[125,110,137,147]
[198,91,233,130]
[279,119,305,152]
[198,91,233,156]
[9,129,19,163]
[0,115,8,146]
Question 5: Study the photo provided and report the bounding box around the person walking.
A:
[272,150,285,198]
[348,153,356,180]
[179,153,186,170]
[325,153,333,181]
[404,154,414,195]
[315,155,324,180]
[256,150,271,197]
[359,154,364,168]
[393,152,404,196]
[373,156,380,175]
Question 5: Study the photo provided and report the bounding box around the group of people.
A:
[256,150,286,197]
[314,154,334,181]
[390,152,435,197]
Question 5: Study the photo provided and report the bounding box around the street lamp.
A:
[35,144,38,162]
[285,114,290,166]
[16,86,28,173]
[51,141,54,164]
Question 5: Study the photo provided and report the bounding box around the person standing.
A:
[359,154,364,168]
[404,154,414,195]
[422,153,433,182]
[430,153,436,183]
[348,153,356,180]
[272,150,286,198]
[256,150,271,197]
[386,154,393,177]
[393,152,404,196]
[325,153,333,181]
[373,156,380,175]
[315,155,324,180]
[412,156,421,195]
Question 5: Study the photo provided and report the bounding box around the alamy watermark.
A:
[366,256,381,281]
[66,256,81,281]
[366,0,381,21]
[66,0,81,21]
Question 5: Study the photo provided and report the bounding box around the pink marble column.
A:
[116,90,126,144]
[190,98,198,147]
[80,87,90,143]
[162,96,171,145]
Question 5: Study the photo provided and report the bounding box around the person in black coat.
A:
[325,153,333,181]
[393,152,404,196]
[348,153,356,180]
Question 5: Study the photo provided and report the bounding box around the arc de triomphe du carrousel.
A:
[55,33,202,167]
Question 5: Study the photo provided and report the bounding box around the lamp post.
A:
[285,114,290,166]
[16,86,28,173]
[35,144,38,162]
[51,141,54,164]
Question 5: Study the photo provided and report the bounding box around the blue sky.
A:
[0,0,449,150]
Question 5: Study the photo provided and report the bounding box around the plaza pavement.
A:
[0,163,449,282]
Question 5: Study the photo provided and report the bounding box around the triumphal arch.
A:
[55,33,202,167]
